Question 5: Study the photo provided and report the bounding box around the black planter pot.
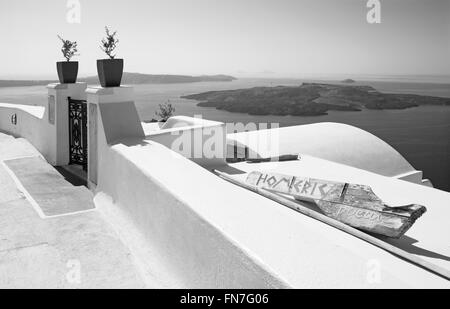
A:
[97,59,124,87]
[56,61,78,84]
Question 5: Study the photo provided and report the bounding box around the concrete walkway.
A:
[0,133,146,288]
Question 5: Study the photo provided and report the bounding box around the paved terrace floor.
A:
[0,133,147,288]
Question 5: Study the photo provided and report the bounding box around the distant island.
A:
[341,79,356,83]
[0,73,236,87]
[181,83,450,116]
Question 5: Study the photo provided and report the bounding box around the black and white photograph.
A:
[0,0,449,292]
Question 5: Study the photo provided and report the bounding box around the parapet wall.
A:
[0,103,55,163]
[94,139,288,288]
[0,83,87,166]
[87,89,289,287]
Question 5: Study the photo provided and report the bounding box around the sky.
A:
[0,0,449,79]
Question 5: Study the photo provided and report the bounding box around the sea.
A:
[0,77,449,192]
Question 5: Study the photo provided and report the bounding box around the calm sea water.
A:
[0,78,449,191]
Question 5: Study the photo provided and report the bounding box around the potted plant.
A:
[97,26,123,87]
[57,35,79,84]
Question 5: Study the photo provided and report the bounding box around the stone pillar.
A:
[46,83,87,166]
[86,86,144,189]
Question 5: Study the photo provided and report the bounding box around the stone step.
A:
[4,156,95,217]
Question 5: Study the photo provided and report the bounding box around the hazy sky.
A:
[0,0,449,79]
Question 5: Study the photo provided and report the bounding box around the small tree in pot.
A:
[57,35,79,84]
[97,26,123,87]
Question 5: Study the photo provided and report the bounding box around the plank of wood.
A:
[246,154,300,163]
[213,169,449,281]
[245,171,426,238]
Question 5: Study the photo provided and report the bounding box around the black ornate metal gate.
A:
[68,97,88,171]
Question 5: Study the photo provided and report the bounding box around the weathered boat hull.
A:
[315,200,426,238]
[246,171,427,238]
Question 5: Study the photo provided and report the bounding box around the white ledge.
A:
[86,86,133,95]
[46,82,87,90]
[0,103,45,119]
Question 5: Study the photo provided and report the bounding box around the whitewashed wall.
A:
[0,103,55,163]
[0,83,87,166]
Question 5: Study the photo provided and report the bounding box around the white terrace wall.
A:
[0,83,87,166]
[0,103,53,161]
[86,86,286,287]
[95,141,290,288]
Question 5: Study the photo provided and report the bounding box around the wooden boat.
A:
[215,169,449,279]
[246,171,427,238]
